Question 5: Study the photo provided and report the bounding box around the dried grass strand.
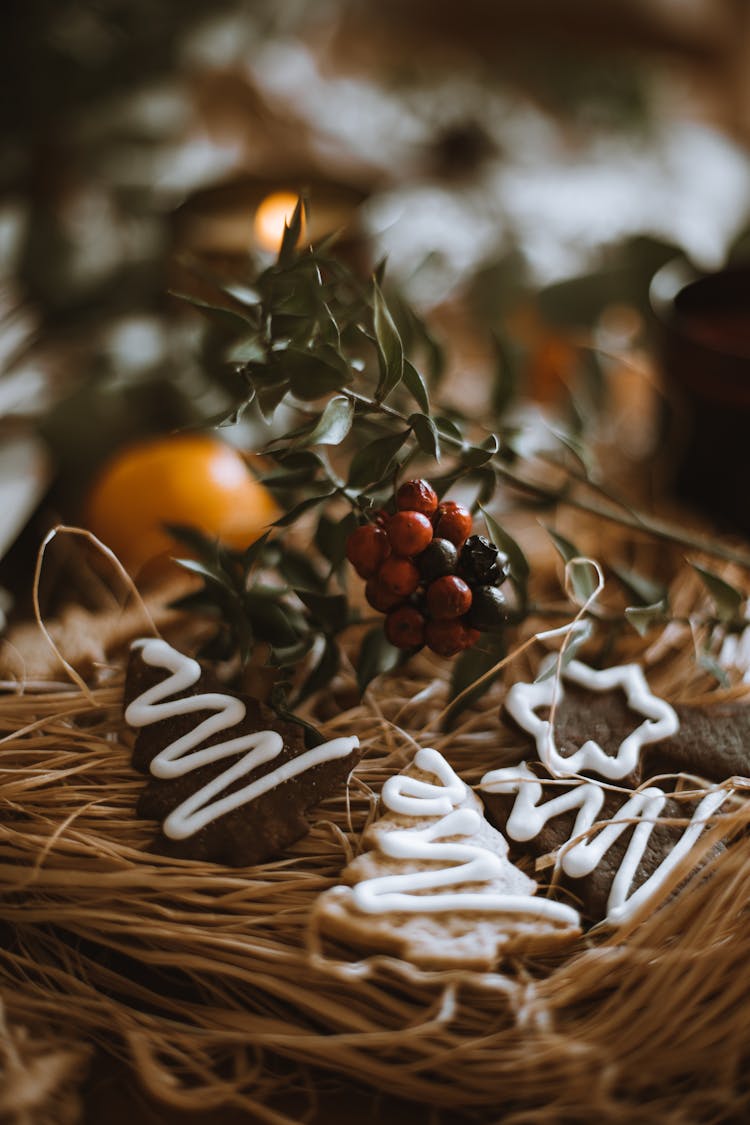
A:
[3,561,750,1120]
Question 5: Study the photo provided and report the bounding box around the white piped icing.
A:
[348,747,580,925]
[125,638,359,840]
[506,657,679,780]
[480,763,730,924]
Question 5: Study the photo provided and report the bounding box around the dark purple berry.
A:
[458,535,510,587]
[416,537,458,582]
[465,585,508,632]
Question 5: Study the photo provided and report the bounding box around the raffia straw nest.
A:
[3,545,750,1124]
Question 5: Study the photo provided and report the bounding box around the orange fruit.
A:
[83,433,278,574]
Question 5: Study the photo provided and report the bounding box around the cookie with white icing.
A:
[315,748,581,970]
[481,765,730,925]
[644,701,750,783]
[505,658,750,786]
[503,657,679,784]
[481,659,737,925]
[124,638,362,866]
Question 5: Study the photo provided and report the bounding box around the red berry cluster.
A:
[346,479,510,658]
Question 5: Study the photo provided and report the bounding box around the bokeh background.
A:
[2,0,750,602]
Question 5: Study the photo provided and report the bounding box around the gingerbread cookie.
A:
[644,701,750,783]
[504,657,679,782]
[124,638,361,865]
[481,658,738,925]
[505,656,750,784]
[315,747,581,970]
[481,762,729,925]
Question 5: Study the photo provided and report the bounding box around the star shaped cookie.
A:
[505,657,679,781]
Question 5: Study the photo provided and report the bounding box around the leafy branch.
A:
[171,198,750,705]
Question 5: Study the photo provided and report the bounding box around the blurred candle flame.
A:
[253,191,304,253]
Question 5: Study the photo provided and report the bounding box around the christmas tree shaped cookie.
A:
[481,762,730,925]
[315,747,581,970]
[124,638,362,866]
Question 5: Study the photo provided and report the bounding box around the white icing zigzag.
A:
[506,657,679,780]
[349,747,580,925]
[125,638,359,840]
[481,762,730,924]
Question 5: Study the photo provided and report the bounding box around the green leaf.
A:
[315,511,359,571]
[200,627,247,664]
[431,468,465,499]
[578,347,607,414]
[409,412,440,461]
[276,546,325,591]
[434,415,463,442]
[691,563,744,625]
[172,557,227,587]
[269,681,325,748]
[357,626,400,694]
[272,490,336,528]
[276,196,306,267]
[611,566,667,607]
[542,526,577,562]
[373,280,404,402]
[492,333,523,418]
[168,590,223,614]
[474,467,498,506]
[347,430,410,489]
[697,649,731,689]
[535,634,589,681]
[220,281,260,306]
[241,531,272,569]
[460,433,499,467]
[168,288,254,329]
[416,318,445,383]
[543,526,597,602]
[550,428,598,479]
[295,590,349,632]
[225,335,265,364]
[296,637,341,704]
[293,394,354,448]
[442,635,507,728]
[263,449,329,490]
[284,347,349,401]
[270,635,316,668]
[624,600,669,636]
[164,523,221,558]
[479,506,529,605]
[567,560,599,605]
[256,379,290,421]
[402,359,430,413]
[244,593,299,647]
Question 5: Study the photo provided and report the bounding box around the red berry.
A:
[387,510,433,557]
[396,478,438,517]
[378,555,421,597]
[425,618,480,657]
[426,575,472,619]
[365,578,405,613]
[385,606,426,649]
[346,524,390,578]
[433,502,472,548]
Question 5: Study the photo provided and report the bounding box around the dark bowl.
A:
[650,259,750,534]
